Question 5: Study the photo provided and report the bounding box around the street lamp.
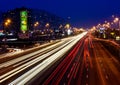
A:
[5,22,8,26]
[113,17,120,40]
[45,23,50,41]
[113,17,120,30]
[7,19,11,23]
[65,24,70,29]
[45,23,50,28]
[4,18,12,33]
[36,21,39,25]
[113,17,119,23]
[2,18,12,51]
[45,23,50,32]
[4,19,11,27]
[34,21,40,30]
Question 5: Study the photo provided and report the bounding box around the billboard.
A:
[20,11,28,33]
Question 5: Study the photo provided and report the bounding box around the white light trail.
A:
[8,32,87,85]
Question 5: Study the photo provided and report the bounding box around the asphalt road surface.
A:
[42,34,120,85]
[1,32,120,85]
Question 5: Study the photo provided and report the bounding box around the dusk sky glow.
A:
[0,0,120,28]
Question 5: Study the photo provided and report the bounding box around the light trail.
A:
[43,33,87,85]
[0,41,63,68]
[8,32,87,85]
[0,37,73,83]
[93,43,107,85]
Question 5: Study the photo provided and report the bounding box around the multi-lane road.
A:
[0,32,120,85]
[41,33,120,85]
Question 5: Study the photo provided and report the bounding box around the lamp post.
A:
[113,17,120,36]
[45,23,50,33]
[4,19,12,35]
[65,24,70,29]
[112,17,120,42]
[4,19,11,27]
[34,21,39,29]
[113,17,119,29]
[33,21,40,41]
[45,23,50,41]
[2,19,11,51]
[45,23,50,28]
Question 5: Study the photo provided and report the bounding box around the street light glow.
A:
[5,22,8,26]
[4,19,12,26]
[36,21,39,25]
[45,23,50,28]
[65,24,70,29]
[7,19,11,23]
[34,21,39,27]
[113,17,119,23]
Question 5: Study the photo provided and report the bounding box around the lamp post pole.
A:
[2,19,11,51]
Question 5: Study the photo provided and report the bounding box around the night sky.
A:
[0,0,120,28]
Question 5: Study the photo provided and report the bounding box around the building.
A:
[2,7,66,34]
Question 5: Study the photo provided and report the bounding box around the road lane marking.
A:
[103,68,105,72]
[87,68,89,71]
[86,74,88,78]
[105,75,108,79]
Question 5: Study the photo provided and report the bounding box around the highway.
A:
[41,33,120,85]
[1,31,120,85]
[0,32,87,84]
[92,39,120,85]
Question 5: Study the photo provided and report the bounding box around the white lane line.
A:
[103,68,105,72]
[86,74,88,78]
[87,68,89,71]
[105,75,109,79]
[101,63,103,67]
